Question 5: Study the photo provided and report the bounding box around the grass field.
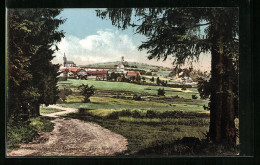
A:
[58,79,205,100]
[56,78,236,155]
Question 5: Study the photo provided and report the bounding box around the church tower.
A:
[63,53,67,67]
[121,56,124,64]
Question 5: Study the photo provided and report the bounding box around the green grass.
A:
[58,95,207,111]
[58,79,203,99]
[64,109,209,155]
[40,108,65,115]
[7,116,54,149]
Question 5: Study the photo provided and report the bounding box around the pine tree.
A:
[7,9,65,118]
[96,8,239,146]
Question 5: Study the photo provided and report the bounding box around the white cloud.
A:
[52,29,211,71]
[53,29,138,65]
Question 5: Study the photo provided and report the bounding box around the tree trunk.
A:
[222,55,236,145]
[209,18,236,146]
[209,19,224,143]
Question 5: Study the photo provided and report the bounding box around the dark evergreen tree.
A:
[96,8,238,146]
[7,9,65,118]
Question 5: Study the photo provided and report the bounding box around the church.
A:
[63,53,76,68]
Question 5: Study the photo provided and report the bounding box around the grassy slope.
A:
[58,79,205,100]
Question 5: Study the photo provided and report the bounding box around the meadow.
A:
[56,79,224,155]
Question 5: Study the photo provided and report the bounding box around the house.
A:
[117,63,124,72]
[87,70,108,81]
[126,71,141,80]
[150,69,158,72]
[59,68,80,79]
[76,69,88,79]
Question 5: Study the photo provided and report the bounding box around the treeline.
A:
[7,9,65,121]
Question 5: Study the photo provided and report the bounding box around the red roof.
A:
[87,71,108,75]
[60,68,80,72]
[127,71,140,76]
[151,69,158,72]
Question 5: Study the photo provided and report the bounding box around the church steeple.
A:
[63,53,67,67]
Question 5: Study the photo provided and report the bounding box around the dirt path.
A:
[7,105,128,157]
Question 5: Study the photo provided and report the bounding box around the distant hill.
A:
[79,61,172,71]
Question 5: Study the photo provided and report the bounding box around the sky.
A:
[52,9,211,71]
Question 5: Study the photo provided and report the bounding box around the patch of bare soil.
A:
[7,105,128,157]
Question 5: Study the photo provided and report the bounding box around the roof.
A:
[66,61,75,64]
[60,68,80,72]
[127,71,140,76]
[151,69,158,72]
[87,71,108,75]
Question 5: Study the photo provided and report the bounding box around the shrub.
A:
[146,72,152,76]
[58,88,73,103]
[133,94,142,101]
[132,110,142,118]
[192,95,198,99]
[78,84,95,103]
[106,111,119,119]
[7,116,54,149]
[146,110,158,118]
[120,109,132,116]
[158,88,165,96]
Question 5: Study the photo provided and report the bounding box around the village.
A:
[58,53,208,87]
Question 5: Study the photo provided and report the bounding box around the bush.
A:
[106,111,119,119]
[146,110,158,118]
[192,95,198,99]
[120,109,132,116]
[132,110,142,118]
[158,88,165,96]
[78,84,95,103]
[146,72,152,76]
[133,94,142,101]
[7,116,54,149]
[58,88,73,103]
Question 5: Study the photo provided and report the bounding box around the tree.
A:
[156,77,161,85]
[78,84,95,103]
[150,77,155,82]
[96,8,238,146]
[158,88,165,96]
[7,9,65,118]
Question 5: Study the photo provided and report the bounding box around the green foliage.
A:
[7,116,54,149]
[7,9,65,118]
[133,94,142,101]
[96,8,239,145]
[158,88,165,96]
[78,84,95,103]
[197,77,211,99]
[192,95,198,99]
[150,77,155,82]
[156,77,161,85]
[57,88,73,103]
